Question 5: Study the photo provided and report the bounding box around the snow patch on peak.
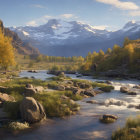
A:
[84,27,95,33]
[22,31,29,36]
[53,20,73,38]
[131,20,136,24]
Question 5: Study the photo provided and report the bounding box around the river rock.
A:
[100,114,118,123]
[86,100,98,104]
[105,80,112,84]
[35,86,44,92]
[26,84,34,88]
[84,89,96,97]
[102,114,118,120]
[77,82,91,89]
[64,85,71,90]
[135,104,140,109]
[67,81,73,85]
[0,93,15,103]
[127,91,137,95]
[28,70,38,73]
[20,97,46,123]
[24,87,37,96]
[133,85,140,89]
[72,89,83,95]
[55,85,65,91]
[120,86,129,93]
[57,72,65,77]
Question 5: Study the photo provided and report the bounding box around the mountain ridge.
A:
[10,19,140,56]
[0,20,40,56]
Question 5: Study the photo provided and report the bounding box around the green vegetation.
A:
[8,121,30,130]
[15,52,84,71]
[112,116,140,140]
[3,101,21,119]
[80,38,140,74]
[1,78,82,119]
[34,92,80,117]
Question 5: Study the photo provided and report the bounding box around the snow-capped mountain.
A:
[10,19,140,56]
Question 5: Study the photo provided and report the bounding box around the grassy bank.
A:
[112,116,140,140]
[1,77,81,119]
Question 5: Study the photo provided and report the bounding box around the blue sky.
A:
[0,0,140,31]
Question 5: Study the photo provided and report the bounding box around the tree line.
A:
[80,38,140,74]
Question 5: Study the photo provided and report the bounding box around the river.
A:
[4,70,140,140]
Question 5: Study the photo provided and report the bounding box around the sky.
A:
[0,0,140,31]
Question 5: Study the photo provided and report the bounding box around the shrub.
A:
[34,92,79,118]
[8,121,30,130]
[112,116,140,140]
[3,101,21,119]
[64,91,83,101]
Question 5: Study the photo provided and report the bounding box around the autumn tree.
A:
[0,29,16,70]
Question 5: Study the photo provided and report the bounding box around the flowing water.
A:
[4,70,140,140]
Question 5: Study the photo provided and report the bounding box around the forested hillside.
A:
[80,38,140,76]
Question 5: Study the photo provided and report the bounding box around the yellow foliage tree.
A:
[0,29,16,70]
[124,44,134,64]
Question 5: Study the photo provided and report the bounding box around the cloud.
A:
[26,13,78,26]
[93,25,108,30]
[26,15,53,26]
[129,10,140,16]
[26,20,37,26]
[60,14,74,19]
[96,0,139,10]
[31,4,46,9]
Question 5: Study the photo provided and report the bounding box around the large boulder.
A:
[0,93,15,103]
[120,86,129,93]
[20,97,46,123]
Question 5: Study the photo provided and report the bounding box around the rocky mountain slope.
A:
[0,20,40,56]
[10,19,140,56]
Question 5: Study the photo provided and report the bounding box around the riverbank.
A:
[0,72,114,133]
[0,71,140,140]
